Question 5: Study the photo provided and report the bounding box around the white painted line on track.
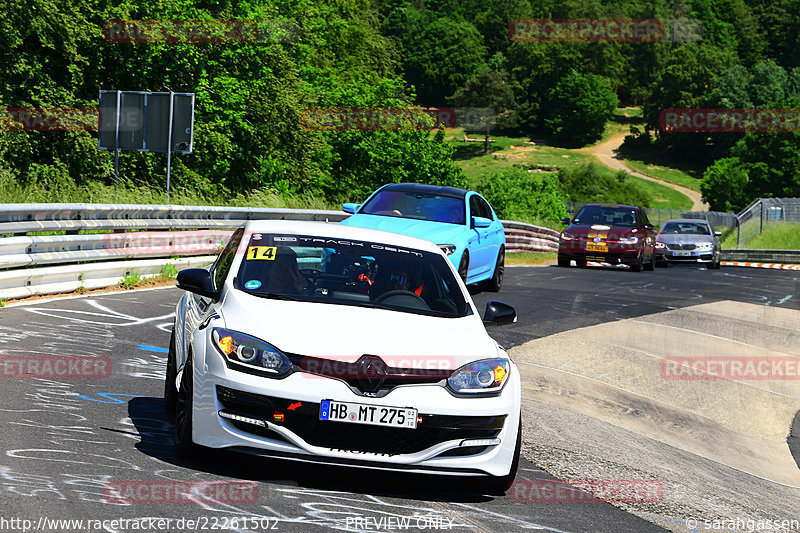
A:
[3,284,177,308]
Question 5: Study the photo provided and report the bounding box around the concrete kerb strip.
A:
[722,261,800,270]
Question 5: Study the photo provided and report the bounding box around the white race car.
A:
[166,220,521,493]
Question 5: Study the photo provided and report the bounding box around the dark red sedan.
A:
[557,204,657,271]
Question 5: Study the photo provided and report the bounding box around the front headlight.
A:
[655,241,665,249]
[447,358,510,394]
[561,232,578,240]
[438,244,456,256]
[618,236,639,244]
[212,328,292,377]
[696,243,714,250]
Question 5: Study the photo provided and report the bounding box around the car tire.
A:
[458,251,469,284]
[557,255,570,268]
[484,418,522,495]
[630,253,644,272]
[643,251,656,271]
[164,327,178,413]
[575,258,587,268]
[175,357,199,459]
[484,247,505,292]
[656,259,667,268]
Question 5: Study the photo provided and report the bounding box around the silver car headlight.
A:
[447,358,510,394]
[696,243,714,250]
[212,328,292,377]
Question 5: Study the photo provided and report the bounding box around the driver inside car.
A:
[375,263,425,297]
[267,247,309,295]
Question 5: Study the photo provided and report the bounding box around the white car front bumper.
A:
[189,339,521,477]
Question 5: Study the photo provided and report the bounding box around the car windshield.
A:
[235,233,471,318]
[660,222,711,235]
[359,190,466,225]
[573,206,638,227]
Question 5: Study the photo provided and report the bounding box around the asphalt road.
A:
[0,263,797,533]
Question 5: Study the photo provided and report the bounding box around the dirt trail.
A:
[580,132,708,211]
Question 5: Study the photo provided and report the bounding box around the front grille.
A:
[217,386,504,455]
[294,354,449,395]
[666,243,696,250]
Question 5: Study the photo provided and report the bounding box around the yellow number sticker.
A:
[246,246,277,260]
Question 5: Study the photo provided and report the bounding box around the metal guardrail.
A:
[0,204,559,300]
[502,220,559,253]
[721,249,800,264]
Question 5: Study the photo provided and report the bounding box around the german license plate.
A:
[585,243,607,252]
[673,250,691,256]
[320,400,417,429]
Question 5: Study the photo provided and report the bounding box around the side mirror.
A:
[483,301,517,327]
[342,203,360,214]
[176,268,219,300]
[472,216,492,228]
[561,217,571,225]
[643,223,654,230]
[714,231,722,237]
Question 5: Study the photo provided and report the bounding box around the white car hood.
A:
[219,290,499,369]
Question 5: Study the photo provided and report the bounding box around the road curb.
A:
[722,261,800,270]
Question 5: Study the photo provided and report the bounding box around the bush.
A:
[475,167,567,223]
[558,163,651,208]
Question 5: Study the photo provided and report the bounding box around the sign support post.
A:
[113,90,121,199]
[166,92,174,205]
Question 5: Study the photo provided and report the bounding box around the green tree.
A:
[544,70,618,147]
[403,17,487,104]
[449,56,516,154]
[700,157,750,211]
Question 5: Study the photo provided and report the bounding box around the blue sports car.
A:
[340,183,506,291]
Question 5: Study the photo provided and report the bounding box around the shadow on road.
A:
[126,396,493,504]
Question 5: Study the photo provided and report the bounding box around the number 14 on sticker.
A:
[247,246,277,260]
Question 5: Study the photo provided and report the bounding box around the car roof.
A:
[241,220,443,254]
[662,218,710,224]
[579,203,640,210]
[380,182,469,199]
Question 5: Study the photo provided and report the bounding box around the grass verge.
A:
[721,223,800,250]
[507,251,558,266]
[625,175,694,210]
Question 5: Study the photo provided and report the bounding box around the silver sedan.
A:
[655,219,722,269]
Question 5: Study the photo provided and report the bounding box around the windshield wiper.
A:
[260,292,301,301]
